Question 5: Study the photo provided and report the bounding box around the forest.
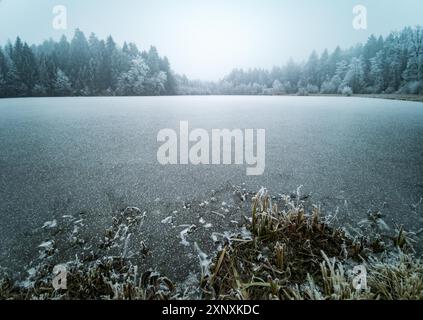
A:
[0,26,422,98]
[0,29,177,98]
[178,26,423,96]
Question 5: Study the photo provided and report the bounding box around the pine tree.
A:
[304,51,320,87]
[106,36,125,91]
[160,56,177,95]
[5,63,27,97]
[145,46,161,75]
[54,69,72,96]
[0,48,8,97]
[326,60,349,93]
[70,29,90,93]
[403,27,423,84]
[328,46,342,77]
[34,54,56,96]
[320,75,337,94]
[284,59,301,93]
[369,51,385,93]
[362,35,383,85]
[318,49,330,88]
[343,57,365,93]
[0,71,5,97]
[8,38,38,96]
[88,33,109,94]
[0,47,8,77]
[55,35,71,74]
[117,58,150,96]
[145,71,167,95]
[22,43,38,94]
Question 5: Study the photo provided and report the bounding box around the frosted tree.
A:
[318,49,330,87]
[88,33,107,94]
[5,64,27,97]
[69,29,90,92]
[145,71,167,95]
[327,46,342,76]
[0,48,7,97]
[405,27,423,79]
[384,34,406,91]
[116,57,150,96]
[320,75,335,94]
[0,73,5,97]
[403,52,421,83]
[329,75,342,93]
[369,51,385,93]
[35,54,56,96]
[362,35,384,85]
[272,79,284,95]
[320,55,342,93]
[251,83,264,95]
[106,36,126,92]
[144,46,161,75]
[303,51,320,87]
[7,38,38,95]
[401,26,423,93]
[335,60,349,80]
[342,57,365,93]
[56,35,71,74]
[54,69,72,96]
[32,84,48,96]
[283,59,301,93]
[321,60,349,93]
[160,56,177,95]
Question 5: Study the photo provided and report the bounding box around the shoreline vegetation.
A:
[1,188,422,300]
[1,94,423,104]
[356,94,423,103]
[1,26,423,99]
[178,93,423,103]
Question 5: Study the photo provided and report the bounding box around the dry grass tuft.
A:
[201,189,423,300]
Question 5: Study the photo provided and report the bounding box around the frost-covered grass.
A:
[0,188,422,300]
[201,189,423,300]
[285,251,423,300]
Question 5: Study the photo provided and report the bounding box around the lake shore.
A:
[1,94,423,103]
[355,94,423,103]
[261,93,423,103]
[1,188,421,300]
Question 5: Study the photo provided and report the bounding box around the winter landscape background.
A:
[1,0,423,300]
[1,27,423,98]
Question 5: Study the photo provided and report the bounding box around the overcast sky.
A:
[0,0,422,80]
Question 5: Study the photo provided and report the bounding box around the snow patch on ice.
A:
[179,225,196,246]
[42,220,57,229]
[161,216,173,224]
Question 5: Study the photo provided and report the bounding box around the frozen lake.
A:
[0,96,423,276]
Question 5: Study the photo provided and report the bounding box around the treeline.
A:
[177,26,423,96]
[1,27,422,98]
[0,29,177,98]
